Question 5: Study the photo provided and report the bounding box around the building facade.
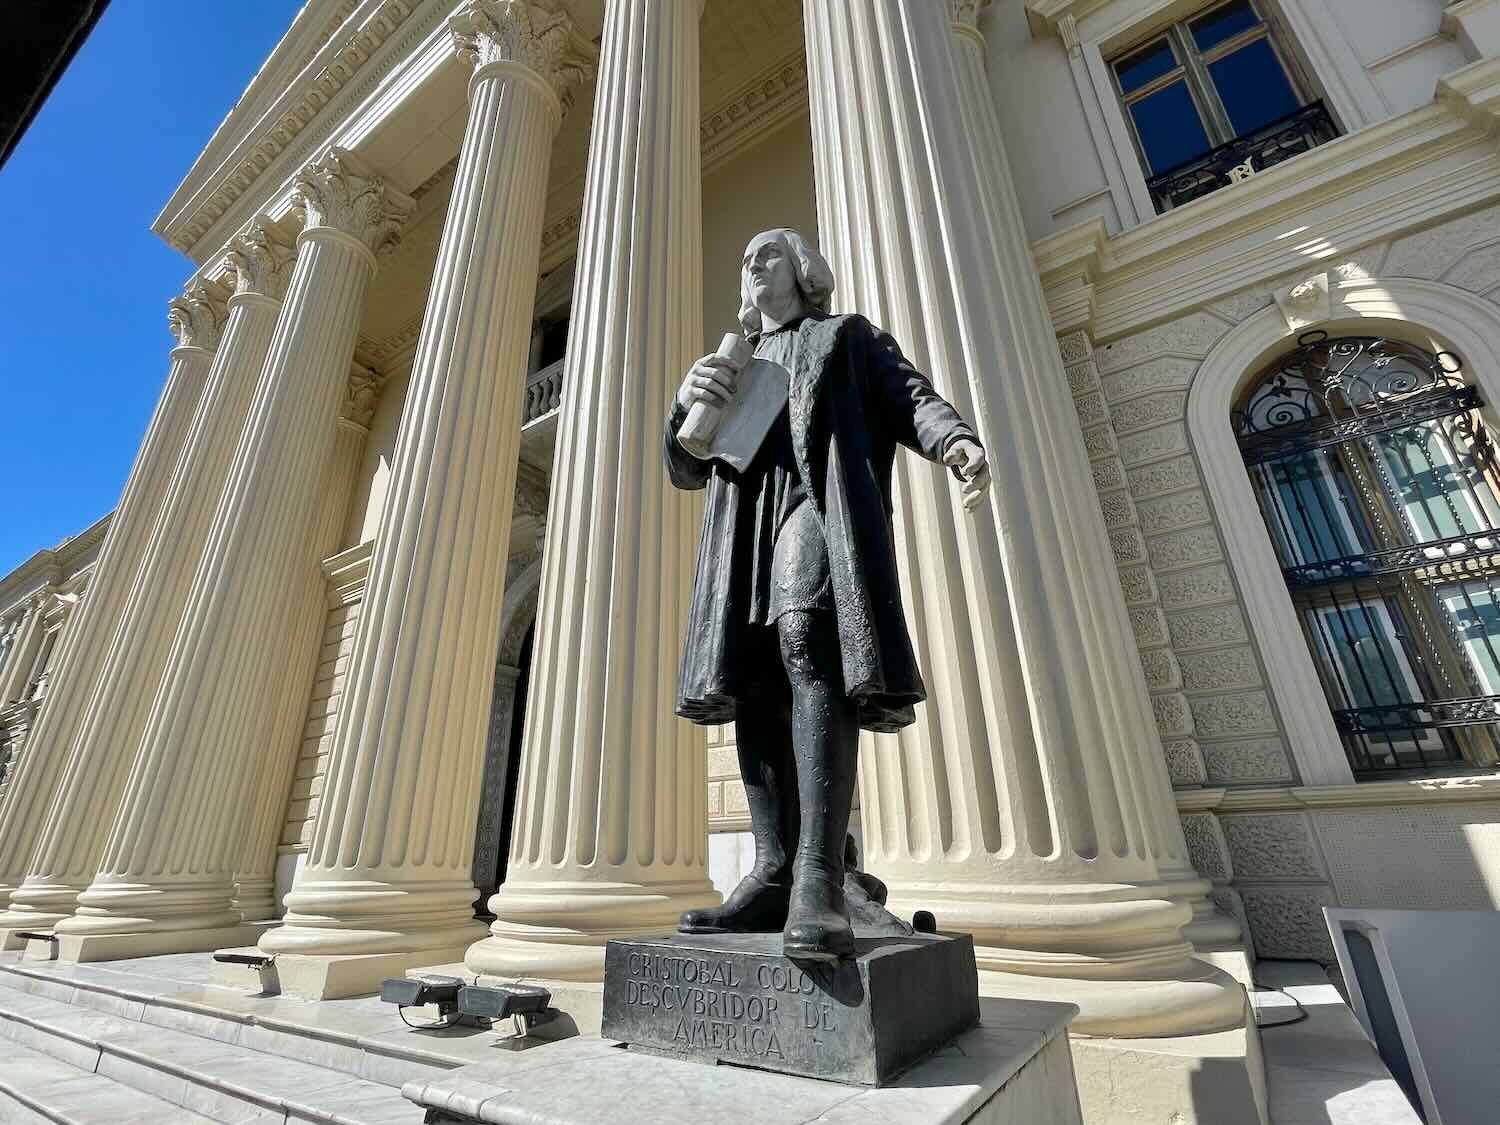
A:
[3,0,1500,1115]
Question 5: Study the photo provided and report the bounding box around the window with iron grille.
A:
[1109,0,1339,212]
[1236,334,1500,778]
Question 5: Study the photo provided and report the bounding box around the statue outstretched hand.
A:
[943,438,991,512]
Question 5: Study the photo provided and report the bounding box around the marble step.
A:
[0,975,425,1124]
[0,1037,221,1123]
[0,954,491,1091]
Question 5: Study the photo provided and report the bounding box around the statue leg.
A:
[777,609,859,961]
[678,680,797,934]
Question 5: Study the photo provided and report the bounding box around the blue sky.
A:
[0,1,306,574]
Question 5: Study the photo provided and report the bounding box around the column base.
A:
[53,876,244,940]
[258,877,488,960]
[231,877,276,923]
[24,922,265,964]
[470,878,720,981]
[1069,1012,1267,1125]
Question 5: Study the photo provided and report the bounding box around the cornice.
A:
[0,513,111,617]
[1036,94,1500,343]
[155,0,429,259]
[1201,772,1500,813]
[1025,0,1112,38]
[322,539,375,607]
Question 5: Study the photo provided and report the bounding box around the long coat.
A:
[664,311,978,733]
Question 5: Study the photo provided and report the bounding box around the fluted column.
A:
[804,0,1242,1036]
[0,286,221,945]
[230,374,376,922]
[51,150,412,957]
[263,2,596,973]
[960,3,1235,952]
[469,0,717,982]
[0,598,49,707]
[0,223,296,937]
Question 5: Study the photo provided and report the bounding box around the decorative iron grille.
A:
[1148,101,1339,212]
[1236,333,1500,777]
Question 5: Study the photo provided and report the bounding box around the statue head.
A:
[738,228,835,338]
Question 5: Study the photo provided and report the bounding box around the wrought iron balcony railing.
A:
[1146,101,1339,213]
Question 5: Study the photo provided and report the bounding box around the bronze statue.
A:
[664,229,989,961]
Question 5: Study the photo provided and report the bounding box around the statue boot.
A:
[782,630,859,961]
[680,703,798,934]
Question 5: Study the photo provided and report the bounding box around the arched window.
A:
[1236,333,1500,777]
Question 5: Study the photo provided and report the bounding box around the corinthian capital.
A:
[341,362,386,430]
[167,281,228,351]
[293,147,416,259]
[949,0,991,28]
[225,220,296,302]
[449,0,598,115]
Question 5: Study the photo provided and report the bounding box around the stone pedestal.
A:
[802,0,1242,1039]
[602,932,979,1086]
[0,223,294,940]
[258,1,596,992]
[405,998,1081,1125]
[469,0,719,983]
[0,285,221,947]
[48,149,412,960]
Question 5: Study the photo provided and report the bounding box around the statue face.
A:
[743,231,803,320]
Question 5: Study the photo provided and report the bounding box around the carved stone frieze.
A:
[1240,886,1338,961]
[1152,692,1195,739]
[1190,690,1278,740]
[1136,491,1210,538]
[167,282,228,351]
[1116,564,1157,606]
[1108,527,1147,567]
[1157,563,1235,611]
[1146,526,1223,574]
[1116,422,1189,468]
[1162,738,1207,786]
[1139,647,1181,691]
[225,221,296,302]
[1201,738,1295,786]
[1108,392,1188,437]
[1093,310,1232,375]
[1130,606,1171,649]
[1221,813,1323,881]
[1072,389,1108,428]
[1065,360,1100,397]
[1126,454,1201,501]
[1091,458,1126,492]
[293,147,416,257]
[1097,489,1136,531]
[1181,645,1262,695]
[1057,330,1090,365]
[449,0,598,114]
[1167,604,1250,653]
[1180,812,1231,881]
[1082,423,1118,460]
[1100,356,1199,405]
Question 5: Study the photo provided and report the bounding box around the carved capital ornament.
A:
[167,282,227,351]
[225,221,296,302]
[293,146,416,260]
[449,0,598,116]
[341,362,386,430]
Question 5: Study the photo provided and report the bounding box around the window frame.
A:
[1110,0,1309,179]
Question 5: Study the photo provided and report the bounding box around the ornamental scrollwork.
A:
[449,0,598,114]
[226,220,296,302]
[293,146,415,258]
[167,281,227,351]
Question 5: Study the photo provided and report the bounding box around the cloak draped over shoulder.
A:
[664,312,978,733]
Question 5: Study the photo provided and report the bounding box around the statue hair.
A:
[738,228,836,339]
